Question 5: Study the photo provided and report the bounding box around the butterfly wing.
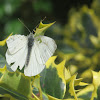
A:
[35,36,57,64]
[24,36,57,76]
[24,42,45,76]
[6,35,27,54]
[6,35,28,71]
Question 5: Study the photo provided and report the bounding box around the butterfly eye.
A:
[32,30,35,34]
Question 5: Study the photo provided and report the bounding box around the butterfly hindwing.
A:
[24,42,45,76]
[35,36,57,64]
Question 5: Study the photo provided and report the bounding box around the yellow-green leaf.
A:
[91,71,100,100]
[65,68,71,81]
[64,74,78,100]
[0,94,18,100]
[34,21,55,37]
[78,82,89,86]
[0,66,32,100]
[33,76,43,99]
[40,56,66,99]
[32,93,40,100]
[69,74,78,100]
[47,94,61,100]
[77,84,94,100]
[90,35,100,48]
[0,33,13,46]
[74,78,88,86]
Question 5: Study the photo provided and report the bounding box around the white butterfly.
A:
[6,32,57,76]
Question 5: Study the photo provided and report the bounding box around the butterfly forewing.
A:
[6,35,27,54]
[6,35,28,71]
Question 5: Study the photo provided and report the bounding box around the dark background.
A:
[0,0,93,40]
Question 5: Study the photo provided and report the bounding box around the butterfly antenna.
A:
[18,18,31,33]
[42,16,46,22]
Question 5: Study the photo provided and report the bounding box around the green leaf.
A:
[40,56,66,99]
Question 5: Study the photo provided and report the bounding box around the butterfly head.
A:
[29,32,34,38]
[29,29,36,37]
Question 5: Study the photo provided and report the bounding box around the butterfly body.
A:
[26,33,34,66]
[28,33,34,48]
